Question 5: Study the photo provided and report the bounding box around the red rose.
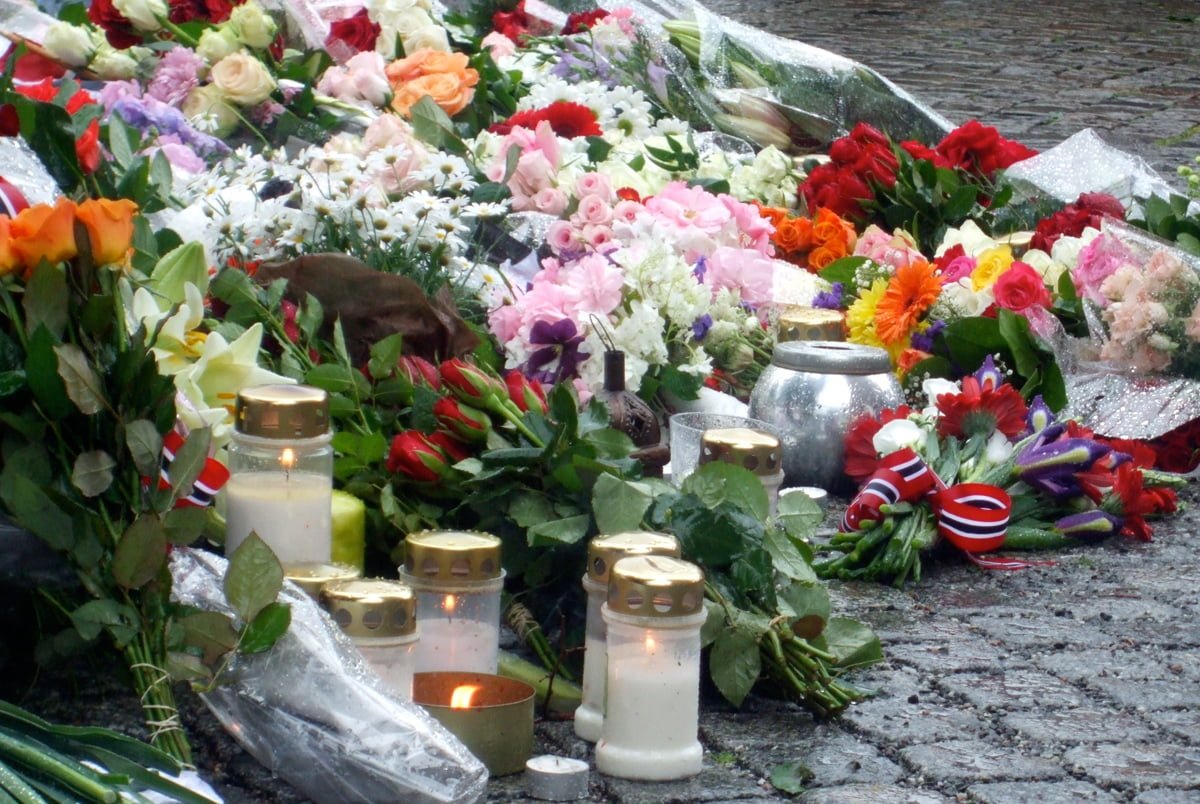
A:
[847,122,890,149]
[427,431,472,463]
[87,0,142,49]
[326,9,381,54]
[493,0,530,42]
[562,9,610,34]
[168,0,237,24]
[1030,192,1125,251]
[386,431,451,482]
[900,139,952,170]
[505,370,547,413]
[439,358,507,406]
[935,120,1036,179]
[993,261,1051,314]
[75,118,100,174]
[433,396,491,443]
[827,136,863,165]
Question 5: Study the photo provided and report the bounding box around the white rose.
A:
[1020,248,1066,288]
[400,24,450,54]
[984,430,1014,464]
[44,22,98,68]
[228,3,277,50]
[210,51,277,106]
[196,26,242,64]
[922,377,960,409]
[872,418,924,456]
[89,43,142,79]
[1050,227,1101,269]
[936,219,996,258]
[113,0,167,31]
[182,85,240,138]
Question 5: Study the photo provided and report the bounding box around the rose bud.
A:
[433,396,491,443]
[398,355,442,390]
[439,358,508,409]
[385,431,450,482]
[505,370,548,413]
[427,431,472,463]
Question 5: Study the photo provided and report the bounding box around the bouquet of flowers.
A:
[817,357,1184,587]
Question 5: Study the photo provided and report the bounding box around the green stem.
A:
[126,634,192,766]
[0,757,43,804]
[0,285,27,351]
[0,731,116,803]
[159,20,198,48]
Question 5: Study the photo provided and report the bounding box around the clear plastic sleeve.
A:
[169,549,488,804]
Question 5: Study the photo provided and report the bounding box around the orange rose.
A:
[812,208,854,247]
[391,71,479,117]
[897,347,932,377]
[386,49,441,83]
[11,197,77,274]
[0,217,21,278]
[774,217,812,255]
[76,198,138,266]
[807,245,840,271]
[756,204,787,228]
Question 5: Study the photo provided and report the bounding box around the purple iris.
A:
[1055,510,1121,540]
[974,354,1004,391]
[112,96,229,157]
[1024,394,1055,434]
[524,319,589,384]
[1016,437,1109,498]
[811,282,844,310]
[692,314,713,341]
[911,319,946,352]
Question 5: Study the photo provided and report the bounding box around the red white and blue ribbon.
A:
[844,448,1045,570]
[144,430,230,508]
[0,176,30,217]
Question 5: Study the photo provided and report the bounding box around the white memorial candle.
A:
[224,470,332,563]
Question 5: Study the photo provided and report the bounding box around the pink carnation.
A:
[563,253,624,315]
[147,47,204,107]
[1072,233,1135,307]
[645,181,732,234]
[705,247,776,307]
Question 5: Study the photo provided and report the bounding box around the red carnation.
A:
[492,0,530,42]
[326,9,381,54]
[490,101,602,139]
[562,9,610,34]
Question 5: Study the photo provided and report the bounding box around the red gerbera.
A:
[1106,462,1177,541]
[843,405,912,484]
[935,376,1027,440]
[489,101,601,138]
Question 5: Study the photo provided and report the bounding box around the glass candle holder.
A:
[699,427,785,517]
[399,530,504,674]
[321,578,418,701]
[576,531,681,743]
[283,561,361,601]
[596,555,706,781]
[225,384,332,564]
[667,412,780,487]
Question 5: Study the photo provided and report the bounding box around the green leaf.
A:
[763,528,817,582]
[775,490,824,540]
[819,616,883,669]
[53,344,106,415]
[818,256,868,288]
[124,420,162,478]
[210,267,258,307]
[306,363,363,394]
[367,333,405,380]
[700,599,726,648]
[70,600,139,646]
[769,761,813,794]
[150,241,209,301]
[580,428,636,459]
[591,474,653,534]
[681,462,768,521]
[167,428,211,508]
[224,532,284,622]
[240,602,291,654]
[163,507,209,546]
[1,473,73,550]
[22,262,68,340]
[585,136,613,162]
[776,582,829,638]
[943,316,1005,371]
[527,514,591,547]
[508,491,556,528]
[409,95,466,154]
[71,450,115,498]
[670,502,758,569]
[108,116,135,167]
[710,628,760,706]
[410,384,440,432]
[112,515,167,589]
[180,611,239,665]
[997,309,1038,376]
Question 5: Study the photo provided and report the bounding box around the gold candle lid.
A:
[777,307,846,343]
[284,561,362,598]
[321,578,416,638]
[404,530,502,581]
[587,532,680,584]
[699,427,782,476]
[607,555,704,618]
[236,384,330,438]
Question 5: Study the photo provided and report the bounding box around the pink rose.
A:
[575,172,613,201]
[993,261,1051,313]
[574,194,613,226]
[581,224,613,250]
[1072,233,1135,307]
[612,199,642,224]
[546,220,577,253]
[854,224,923,269]
[532,186,568,215]
[705,246,776,306]
[481,31,516,60]
[939,254,977,284]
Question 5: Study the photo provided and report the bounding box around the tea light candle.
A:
[224,385,332,564]
[595,556,706,781]
[525,755,589,801]
[414,671,534,776]
[576,532,680,743]
[399,531,505,674]
[283,561,361,600]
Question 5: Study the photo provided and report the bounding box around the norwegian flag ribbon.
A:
[146,430,230,508]
[843,448,1039,570]
[0,176,31,217]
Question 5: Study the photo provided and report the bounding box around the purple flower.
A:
[1025,394,1054,434]
[692,256,708,283]
[1017,438,1109,478]
[811,282,843,310]
[112,96,229,158]
[524,319,589,384]
[974,354,1004,391]
[692,314,713,341]
[1054,510,1121,539]
[910,319,945,352]
[146,47,204,107]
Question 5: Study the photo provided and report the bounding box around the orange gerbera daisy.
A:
[874,259,941,345]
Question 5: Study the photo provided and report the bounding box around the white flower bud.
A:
[228,2,277,50]
[43,22,99,68]
[113,0,168,32]
[196,26,242,64]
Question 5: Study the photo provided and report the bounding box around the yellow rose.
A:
[11,198,77,276]
[971,245,1014,292]
[210,51,277,106]
[76,198,139,267]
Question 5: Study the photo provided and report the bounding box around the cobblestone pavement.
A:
[707,0,1200,179]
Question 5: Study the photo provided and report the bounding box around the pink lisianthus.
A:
[563,253,624,315]
[705,247,777,306]
[1072,232,1136,307]
[317,51,391,107]
[147,47,205,107]
[720,194,774,255]
[100,80,142,111]
[152,137,205,173]
[486,121,562,211]
[854,225,924,270]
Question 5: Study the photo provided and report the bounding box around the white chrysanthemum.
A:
[464,201,510,219]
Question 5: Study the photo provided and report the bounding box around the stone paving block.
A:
[1064,742,1200,789]
[602,765,775,803]
[885,639,1016,674]
[700,720,903,788]
[1106,620,1200,648]
[798,785,948,803]
[1142,709,1200,744]
[969,616,1115,650]
[1074,597,1185,624]
[857,611,977,645]
[967,780,1120,803]
[843,694,991,747]
[1086,677,1200,710]
[1001,707,1156,745]
[1031,647,1185,683]
[1132,790,1200,804]
[936,670,1088,711]
[899,739,1067,785]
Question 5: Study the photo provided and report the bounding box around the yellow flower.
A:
[971,245,1013,292]
[846,278,909,362]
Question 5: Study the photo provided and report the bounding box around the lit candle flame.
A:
[450,684,481,709]
[645,634,656,654]
[279,448,297,470]
[443,594,457,614]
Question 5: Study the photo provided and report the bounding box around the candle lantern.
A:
[596,556,706,781]
[699,427,785,517]
[575,532,680,743]
[399,530,504,674]
[413,671,534,776]
[224,384,333,564]
[776,307,846,343]
[283,561,361,600]
[321,578,419,701]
